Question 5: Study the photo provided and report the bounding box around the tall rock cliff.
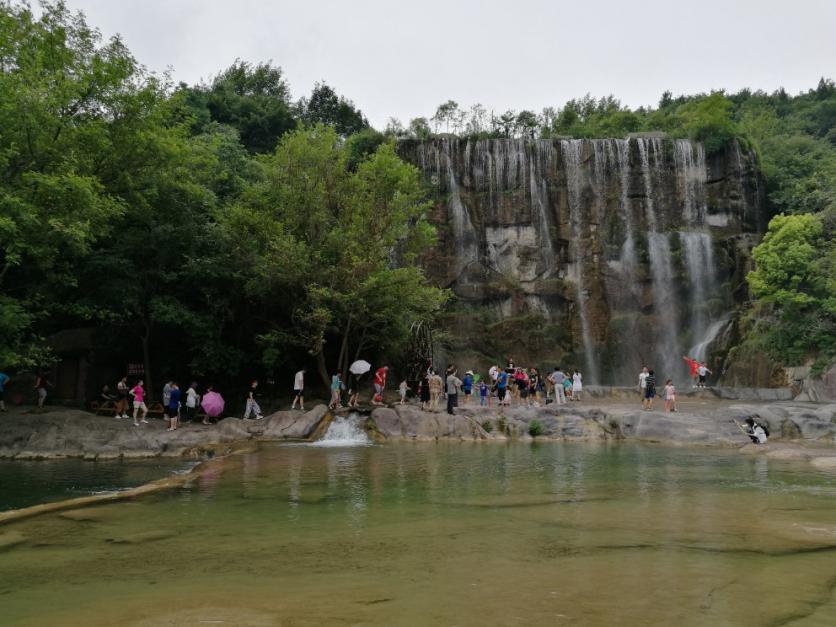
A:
[398,137,765,384]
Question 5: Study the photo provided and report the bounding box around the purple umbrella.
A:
[201,391,225,418]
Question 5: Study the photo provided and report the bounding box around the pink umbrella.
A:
[201,391,225,418]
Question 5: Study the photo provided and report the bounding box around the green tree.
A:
[299,82,368,136]
[747,211,836,366]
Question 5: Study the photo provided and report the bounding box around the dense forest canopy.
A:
[0,1,833,393]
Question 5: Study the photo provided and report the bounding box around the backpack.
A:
[755,420,770,437]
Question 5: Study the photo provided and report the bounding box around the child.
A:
[479,380,489,406]
[663,379,677,413]
[563,376,573,401]
[398,379,410,405]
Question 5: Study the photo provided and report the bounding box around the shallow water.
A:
[2,442,836,626]
[0,458,192,511]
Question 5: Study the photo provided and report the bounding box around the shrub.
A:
[528,419,544,437]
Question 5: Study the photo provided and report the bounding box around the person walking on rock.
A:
[446,368,462,415]
[572,370,583,401]
[0,370,9,412]
[161,380,173,420]
[130,379,149,426]
[550,367,566,405]
[167,382,181,430]
[34,372,49,409]
[419,372,431,410]
[496,367,509,407]
[373,366,389,405]
[243,380,264,420]
[291,368,306,411]
[642,370,656,411]
[115,376,129,418]
[329,371,345,410]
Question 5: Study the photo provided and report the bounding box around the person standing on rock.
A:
[0,370,9,412]
[496,367,509,407]
[429,370,443,412]
[34,372,49,409]
[683,356,700,387]
[446,368,462,415]
[373,366,389,405]
[166,382,181,431]
[642,370,656,410]
[663,379,677,413]
[572,370,583,401]
[419,372,431,410]
[398,379,410,405]
[638,367,649,403]
[697,362,712,388]
[163,379,174,416]
[115,376,129,419]
[184,382,199,423]
[244,380,264,420]
[130,379,149,426]
[462,370,473,405]
[291,368,306,411]
[550,367,566,405]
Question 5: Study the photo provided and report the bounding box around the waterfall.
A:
[673,139,707,225]
[681,231,716,353]
[615,139,639,290]
[312,414,371,447]
[441,141,479,277]
[530,141,556,275]
[689,318,729,363]
[561,139,599,383]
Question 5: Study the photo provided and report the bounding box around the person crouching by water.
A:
[735,416,769,444]
[243,379,264,420]
[446,368,462,415]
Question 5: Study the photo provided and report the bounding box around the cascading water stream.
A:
[561,139,599,384]
[312,414,371,447]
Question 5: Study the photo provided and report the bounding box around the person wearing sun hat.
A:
[462,370,474,405]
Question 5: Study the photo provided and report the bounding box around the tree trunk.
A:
[141,322,153,398]
[317,346,330,388]
[337,316,352,381]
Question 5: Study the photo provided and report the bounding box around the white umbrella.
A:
[349,360,372,375]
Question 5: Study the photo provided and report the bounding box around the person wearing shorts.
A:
[291,369,305,411]
[642,370,656,410]
[115,376,129,418]
[130,380,149,426]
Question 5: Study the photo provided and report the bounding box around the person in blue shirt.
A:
[462,370,473,405]
[0,371,9,412]
[496,367,508,406]
[478,380,489,406]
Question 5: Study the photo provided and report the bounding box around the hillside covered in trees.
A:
[1,1,833,394]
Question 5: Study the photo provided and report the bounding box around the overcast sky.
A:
[63,0,836,128]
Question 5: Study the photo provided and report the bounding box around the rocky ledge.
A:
[0,401,834,461]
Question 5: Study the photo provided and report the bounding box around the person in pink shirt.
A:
[130,379,149,426]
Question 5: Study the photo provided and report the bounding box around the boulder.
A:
[262,405,329,439]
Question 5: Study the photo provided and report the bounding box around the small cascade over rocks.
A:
[400,136,762,385]
[312,414,371,447]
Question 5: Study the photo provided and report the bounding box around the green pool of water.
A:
[0,458,193,511]
[1,441,835,626]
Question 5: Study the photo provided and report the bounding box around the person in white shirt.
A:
[550,367,566,404]
[291,368,306,411]
[697,363,712,388]
[184,382,200,423]
[638,367,649,403]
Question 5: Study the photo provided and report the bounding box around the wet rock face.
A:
[398,138,765,385]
